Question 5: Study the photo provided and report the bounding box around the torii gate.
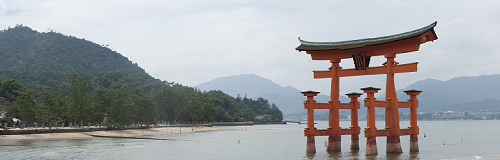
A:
[296,22,438,155]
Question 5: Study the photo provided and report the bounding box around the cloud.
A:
[0,0,6,15]
[1,0,499,96]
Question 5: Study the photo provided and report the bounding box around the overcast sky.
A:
[1,0,499,96]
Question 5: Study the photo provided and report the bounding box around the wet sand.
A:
[0,126,219,140]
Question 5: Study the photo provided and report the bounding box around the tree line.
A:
[0,72,283,128]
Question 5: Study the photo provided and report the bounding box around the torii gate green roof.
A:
[296,22,438,51]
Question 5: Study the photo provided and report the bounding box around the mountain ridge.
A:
[195,73,348,116]
[198,73,500,116]
[397,74,500,112]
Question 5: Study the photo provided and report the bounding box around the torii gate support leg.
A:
[302,91,319,153]
[346,93,361,150]
[362,87,379,155]
[306,136,316,153]
[385,54,403,154]
[327,59,341,152]
[405,90,422,153]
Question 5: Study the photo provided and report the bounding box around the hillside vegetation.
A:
[0,25,282,127]
[0,25,146,75]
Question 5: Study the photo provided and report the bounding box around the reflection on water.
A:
[305,152,315,159]
[409,153,420,160]
[385,153,402,160]
[303,149,419,160]
[326,151,342,159]
[348,150,360,160]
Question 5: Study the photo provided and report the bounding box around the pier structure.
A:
[296,22,438,154]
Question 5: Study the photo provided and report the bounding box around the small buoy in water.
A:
[424,133,426,137]
[444,143,446,145]
[237,140,240,144]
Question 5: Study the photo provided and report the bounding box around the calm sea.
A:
[1,120,500,160]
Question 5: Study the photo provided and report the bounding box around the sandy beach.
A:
[0,126,219,140]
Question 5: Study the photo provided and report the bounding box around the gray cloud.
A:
[1,0,499,96]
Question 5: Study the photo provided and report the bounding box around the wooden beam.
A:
[398,101,411,108]
[340,128,353,135]
[313,70,331,79]
[368,100,412,108]
[339,103,352,109]
[311,129,330,136]
[313,102,331,109]
[339,65,388,77]
[374,100,390,108]
[307,128,360,136]
[339,102,360,109]
[314,62,418,79]
[375,129,388,137]
[399,128,411,135]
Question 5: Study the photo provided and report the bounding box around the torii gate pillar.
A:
[327,59,341,152]
[405,89,422,153]
[385,53,403,154]
[362,87,380,155]
[302,91,319,153]
[346,92,362,151]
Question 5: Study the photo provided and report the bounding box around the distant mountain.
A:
[396,74,500,112]
[196,73,500,116]
[195,74,349,116]
[195,74,296,98]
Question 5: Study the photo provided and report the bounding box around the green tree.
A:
[133,91,158,126]
[38,88,67,128]
[9,89,38,124]
[269,103,283,121]
[0,77,24,102]
[66,72,93,126]
[106,89,135,127]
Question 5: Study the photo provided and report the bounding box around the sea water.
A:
[1,120,500,160]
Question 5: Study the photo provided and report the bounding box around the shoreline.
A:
[0,126,219,140]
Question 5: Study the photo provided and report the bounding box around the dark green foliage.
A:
[9,89,38,124]
[2,76,283,126]
[66,72,94,126]
[0,25,157,92]
[0,25,283,126]
[0,78,24,102]
[37,89,66,128]
[0,25,147,76]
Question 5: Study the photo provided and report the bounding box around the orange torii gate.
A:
[296,22,438,155]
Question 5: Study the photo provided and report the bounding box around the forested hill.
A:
[0,25,283,127]
[0,25,146,76]
[0,25,155,91]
